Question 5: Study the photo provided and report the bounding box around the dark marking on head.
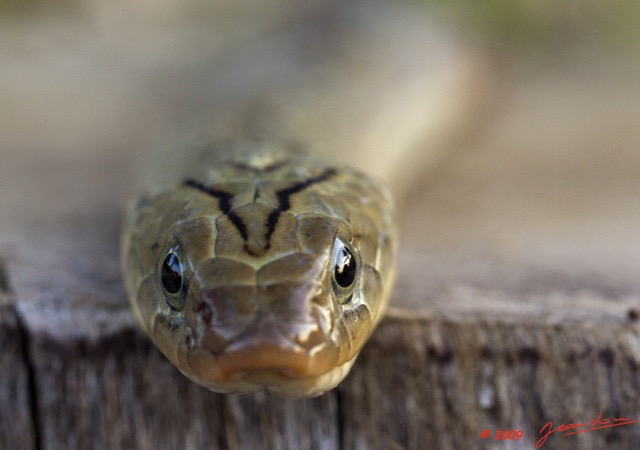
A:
[259,168,336,252]
[184,169,335,258]
[264,209,282,251]
[151,242,159,251]
[275,168,336,211]
[226,212,248,242]
[184,179,253,253]
[183,178,233,214]
[222,210,263,257]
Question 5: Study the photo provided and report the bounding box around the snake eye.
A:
[331,237,357,303]
[160,246,189,310]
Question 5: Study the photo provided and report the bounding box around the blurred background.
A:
[0,0,639,296]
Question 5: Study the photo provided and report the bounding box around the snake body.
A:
[120,0,472,397]
[122,141,396,396]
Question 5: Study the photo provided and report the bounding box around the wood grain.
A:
[3,211,640,449]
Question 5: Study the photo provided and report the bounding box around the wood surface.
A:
[1,1,640,449]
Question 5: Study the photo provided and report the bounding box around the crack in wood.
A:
[335,388,345,450]
[14,313,42,450]
[0,258,11,294]
[2,256,43,450]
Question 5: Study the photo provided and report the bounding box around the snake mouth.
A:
[216,342,312,380]
[182,314,343,393]
[183,341,354,397]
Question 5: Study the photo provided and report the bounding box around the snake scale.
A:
[121,1,470,397]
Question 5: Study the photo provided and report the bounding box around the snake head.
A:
[122,155,396,397]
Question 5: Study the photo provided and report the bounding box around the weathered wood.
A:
[5,217,640,450]
[4,148,640,450]
[0,266,36,450]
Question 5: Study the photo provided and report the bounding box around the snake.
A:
[121,1,475,397]
[122,140,396,397]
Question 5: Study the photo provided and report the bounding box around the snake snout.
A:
[193,279,332,340]
[216,307,342,381]
[191,283,339,380]
[186,250,343,384]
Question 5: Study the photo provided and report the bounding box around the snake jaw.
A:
[181,310,346,397]
[217,335,312,380]
[182,347,356,397]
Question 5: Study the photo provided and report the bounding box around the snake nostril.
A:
[195,300,213,323]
